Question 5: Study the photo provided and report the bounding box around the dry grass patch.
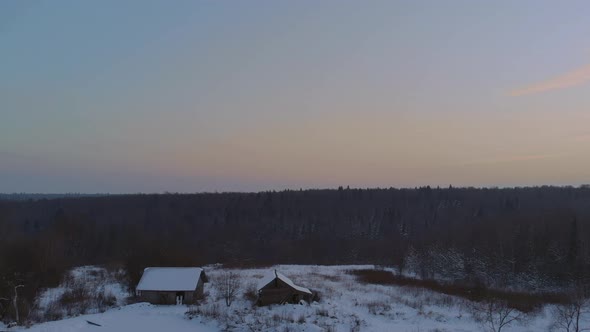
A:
[348,269,568,313]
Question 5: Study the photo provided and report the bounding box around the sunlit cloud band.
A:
[510,62,590,96]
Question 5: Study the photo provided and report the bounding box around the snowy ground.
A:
[23,303,217,332]
[194,265,555,332]
[12,265,589,331]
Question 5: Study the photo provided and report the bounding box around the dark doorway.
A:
[176,291,184,305]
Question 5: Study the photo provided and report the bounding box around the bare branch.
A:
[216,271,241,307]
[471,299,524,332]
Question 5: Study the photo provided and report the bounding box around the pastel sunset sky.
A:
[2,1,590,193]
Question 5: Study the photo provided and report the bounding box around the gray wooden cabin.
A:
[257,270,313,306]
[136,267,207,305]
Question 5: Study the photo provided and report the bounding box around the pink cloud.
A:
[510,62,590,96]
[465,154,557,166]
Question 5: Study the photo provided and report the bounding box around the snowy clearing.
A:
[13,265,590,331]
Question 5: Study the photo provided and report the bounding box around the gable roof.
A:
[257,270,312,294]
[136,267,203,291]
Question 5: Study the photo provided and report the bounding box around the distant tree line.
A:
[1,186,590,322]
[0,193,108,201]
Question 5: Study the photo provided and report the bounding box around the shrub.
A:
[96,291,117,310]
[243,281,258,303]
[469,298,526,332]
[186,303,222,320]
[311,290,321,303]
[316,308,329,317]
[58,285,90,307]
[272,311,293,324]
[297,314,306,324]
[349,314,362,332]
[42,304,63,322]
[201,303,221,319]
[366,300,391,315]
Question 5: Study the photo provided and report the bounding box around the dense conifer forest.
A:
[1,186,590,320]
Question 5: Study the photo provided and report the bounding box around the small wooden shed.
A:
[136,267,207,305]
[257,270,313,306]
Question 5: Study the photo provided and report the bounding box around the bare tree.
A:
[471,299,525,332]
[551,295,589,332]
[218,272,241,307]
[0,297,8,317]
[13,285,24,324]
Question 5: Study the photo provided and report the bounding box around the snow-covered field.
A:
[23,303,217,332]
[13,265,587,332]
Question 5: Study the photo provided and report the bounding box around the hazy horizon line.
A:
[2,183,590,196]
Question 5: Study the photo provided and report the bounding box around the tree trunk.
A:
[13,285,24,324]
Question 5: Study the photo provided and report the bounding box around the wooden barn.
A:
[136,267,207,305]
[257,270,313,306]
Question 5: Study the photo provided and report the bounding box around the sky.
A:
[1,0,590,193]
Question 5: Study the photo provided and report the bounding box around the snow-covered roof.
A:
[137,267,203,291]
[257,270,312,294]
